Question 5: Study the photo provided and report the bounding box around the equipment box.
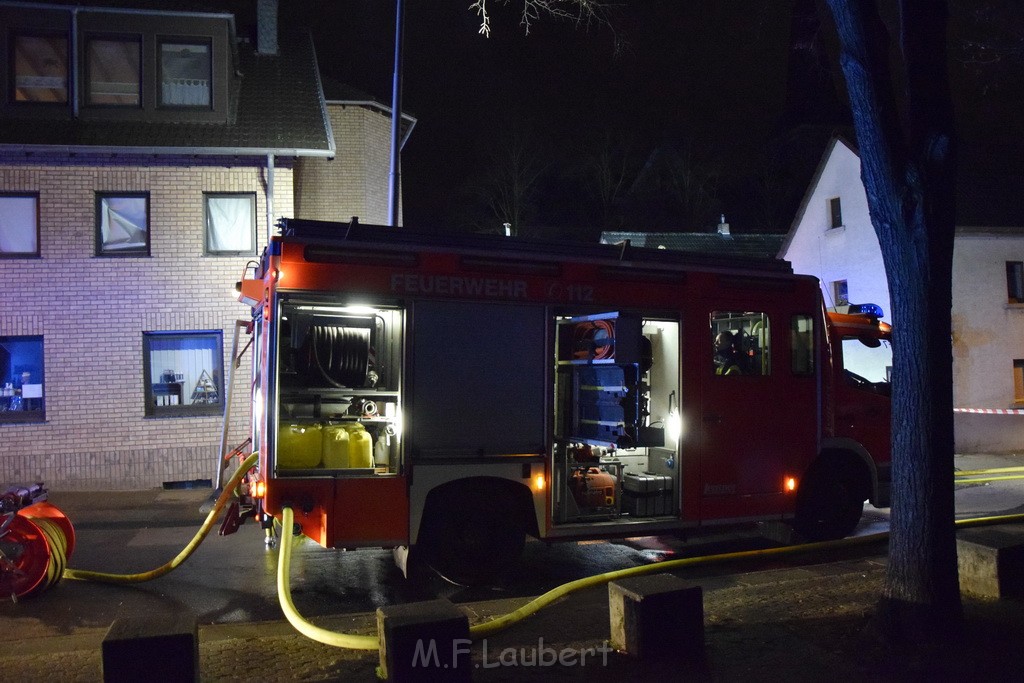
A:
[622,472,674,517]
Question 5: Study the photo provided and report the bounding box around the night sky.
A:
[277,1,1024,235]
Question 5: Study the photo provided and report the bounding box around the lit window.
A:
[86,36,141,106]
[160,41,212,107]
[1007,262,1024,304]
[791,314,814,375]
[0,336,45,424]
[12,33,68,103]
[96,192,149,256]
[711,311,770,376]
[833,280,849,307]
[143,331,224,417]
[1014,360,1024,404]
[0,193,40,257]
[829,197,843,229]
[205,193,255,255]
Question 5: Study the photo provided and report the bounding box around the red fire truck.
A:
[235,219,892,585]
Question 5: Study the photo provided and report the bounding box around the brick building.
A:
[0,1,410,488]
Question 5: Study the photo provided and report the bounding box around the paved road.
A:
[6,453,1022,635]
[2,452,1021,660]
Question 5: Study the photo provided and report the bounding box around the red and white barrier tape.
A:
[954,407,1024,415]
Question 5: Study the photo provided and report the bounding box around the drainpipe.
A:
[266,153,275,244]
[71,9,79,118]
[387,0,405,227]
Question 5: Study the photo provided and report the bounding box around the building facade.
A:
[779,136,1024,454]
[0,1,406,489]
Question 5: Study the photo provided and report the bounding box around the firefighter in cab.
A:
[714,331,744,375]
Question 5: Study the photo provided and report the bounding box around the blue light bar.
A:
[849,303,884,318]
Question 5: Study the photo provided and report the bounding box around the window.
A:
[96,193,149,256]
[791,315,815,375]
[0,193,40,257]
[829,197,843,229]
[833,279,849,307]
[12,33,68,103]
[143,331,224,417]
[842,336,892,395]
[0,336,45,423]
[86,35,141,106]
[205,193,255,255]
[159,40,212,107]
[711,311,770,376]
[1007,262,1024,304]
[1014,360,1024,404]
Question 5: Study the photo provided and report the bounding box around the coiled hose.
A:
[63,451,258,584]
[302,325,370,388]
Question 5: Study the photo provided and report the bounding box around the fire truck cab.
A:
[237,219,891,585]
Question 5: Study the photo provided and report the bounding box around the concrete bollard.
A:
[377,598,471,682]
[957,526,1024,599]
[102,611,198,683]
[609,573,705,666]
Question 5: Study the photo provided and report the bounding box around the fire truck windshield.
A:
[842,336,892,395]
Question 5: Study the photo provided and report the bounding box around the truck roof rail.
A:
[276,218,794,274]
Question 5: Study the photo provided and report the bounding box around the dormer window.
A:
[12,33,69,103]
[86,35,142,107]
[159,40,212,108]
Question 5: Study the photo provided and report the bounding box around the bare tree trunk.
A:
[823,0,962,647]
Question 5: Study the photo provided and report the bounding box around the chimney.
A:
[717,214,731,236]
[257,0,278,56]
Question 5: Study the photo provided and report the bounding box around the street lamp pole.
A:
[387,0,405,227]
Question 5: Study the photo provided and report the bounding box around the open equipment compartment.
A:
[274,298,404,477]
[553,311,678,523]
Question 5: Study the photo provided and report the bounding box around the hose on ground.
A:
[278,506,378,650]
[63,451,259,584]
[276,508,1024,648]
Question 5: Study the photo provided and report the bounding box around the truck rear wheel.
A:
[793,466,864,541]
[418,488,525,586]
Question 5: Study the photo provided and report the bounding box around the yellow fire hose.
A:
[955,465,1024,485]
[277,506,378,650]
[275,506,1024,648]
[32,451,1024,651]
[62,451,258,584]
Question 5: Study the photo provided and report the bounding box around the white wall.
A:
[781,139,892,323]
[952,231,1024,452]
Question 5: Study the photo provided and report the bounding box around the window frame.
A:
[157,37,213,109]
[1013,360,1024,405]
[10,30,70,105]
[1007,261,1024,304]
[832,279,849,307]
[790,314,815,376]
[711,310,771,377]
[0,335,46,424]
[0,192,41,258]
[829,196,843,229]
[84,33,142,108]
[204,191,257,256]
[95,192,150,257]
[142,330,225,418]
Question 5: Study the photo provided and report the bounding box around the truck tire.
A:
[418,488,525,586]
[793,466,864,541]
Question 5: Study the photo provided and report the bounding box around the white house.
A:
[777,137,891,320]
[780,135,1024,454]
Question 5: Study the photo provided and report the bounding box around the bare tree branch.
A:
[469,0,613,37]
